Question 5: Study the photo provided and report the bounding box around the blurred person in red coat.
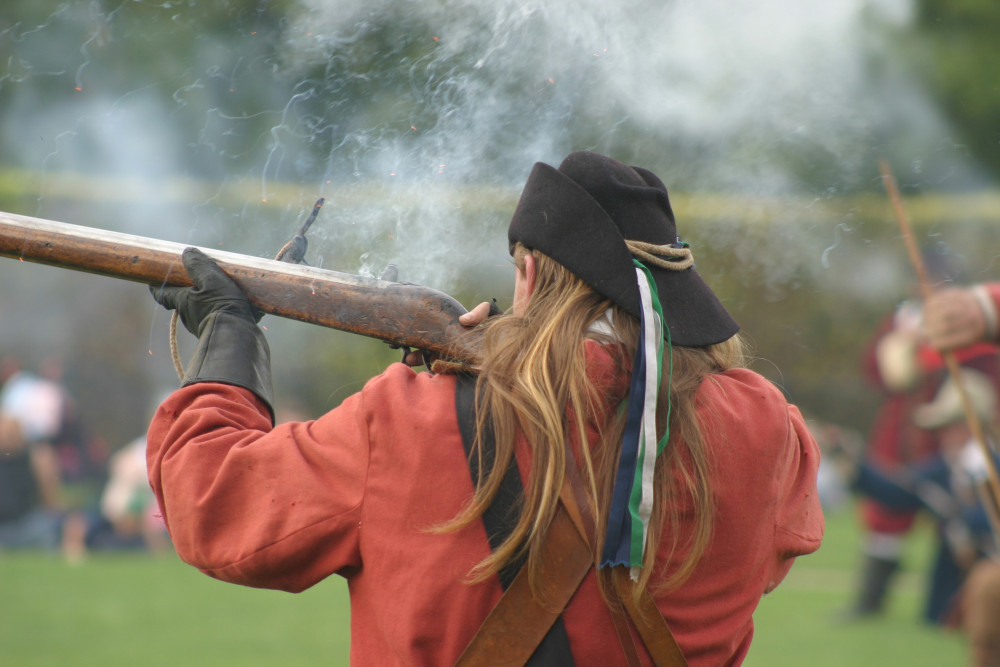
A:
[924,281,1000,667]
[846,257,1000,619]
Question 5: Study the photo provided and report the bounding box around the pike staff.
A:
[878,158,1000,533]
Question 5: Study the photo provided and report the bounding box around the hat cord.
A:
[625,240,693,271]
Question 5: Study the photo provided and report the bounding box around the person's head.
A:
[451,152,744,598]
[506,150,738,346]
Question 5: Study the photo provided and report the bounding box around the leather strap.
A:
[615,581,689,667]
[455,500,594,666]
[607,591,643,667]
[560,446,641,666]
[561,447,683,667]
[454,375,688,667]
[455,375,575,666]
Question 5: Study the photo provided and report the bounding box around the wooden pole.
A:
[878,158,1000,524]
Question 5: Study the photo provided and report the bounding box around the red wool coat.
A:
[147,343,823,666]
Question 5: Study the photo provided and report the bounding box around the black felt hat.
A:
[507,151,739,347]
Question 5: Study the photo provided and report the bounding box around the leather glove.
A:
[150,247,274,421]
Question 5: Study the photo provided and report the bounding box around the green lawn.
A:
[746,503,967,666]
[0,553,349,666]
[0,503,966,666]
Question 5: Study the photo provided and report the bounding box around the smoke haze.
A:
[2,0,997,437]
[1,0,983,294]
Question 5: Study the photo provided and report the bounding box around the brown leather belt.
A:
[454,375,687,666]
[456,452,688,666]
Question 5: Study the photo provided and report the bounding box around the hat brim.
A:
[508,162,739,347]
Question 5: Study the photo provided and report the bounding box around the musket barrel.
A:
[0,210,478,363]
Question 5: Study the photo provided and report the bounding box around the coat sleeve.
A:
[147,381,370,592]
[768,404,824,592]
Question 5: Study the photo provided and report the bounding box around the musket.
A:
[0,209,480,365]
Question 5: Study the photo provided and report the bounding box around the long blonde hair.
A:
[443,245,746,602]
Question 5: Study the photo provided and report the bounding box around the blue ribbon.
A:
[600,303,648,568]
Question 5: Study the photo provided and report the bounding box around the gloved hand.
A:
[150,247,262,336]
[150,247,274,421]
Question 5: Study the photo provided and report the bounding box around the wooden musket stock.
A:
[0,210,479,364]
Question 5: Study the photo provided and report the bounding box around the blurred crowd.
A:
[0,356,170,562]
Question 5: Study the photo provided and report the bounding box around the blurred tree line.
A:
[913,0,1000,178]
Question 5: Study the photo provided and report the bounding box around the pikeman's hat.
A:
[507,150,739,347]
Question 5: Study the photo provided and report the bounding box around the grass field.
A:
[0,503,967,666]
[746,505,967,666]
